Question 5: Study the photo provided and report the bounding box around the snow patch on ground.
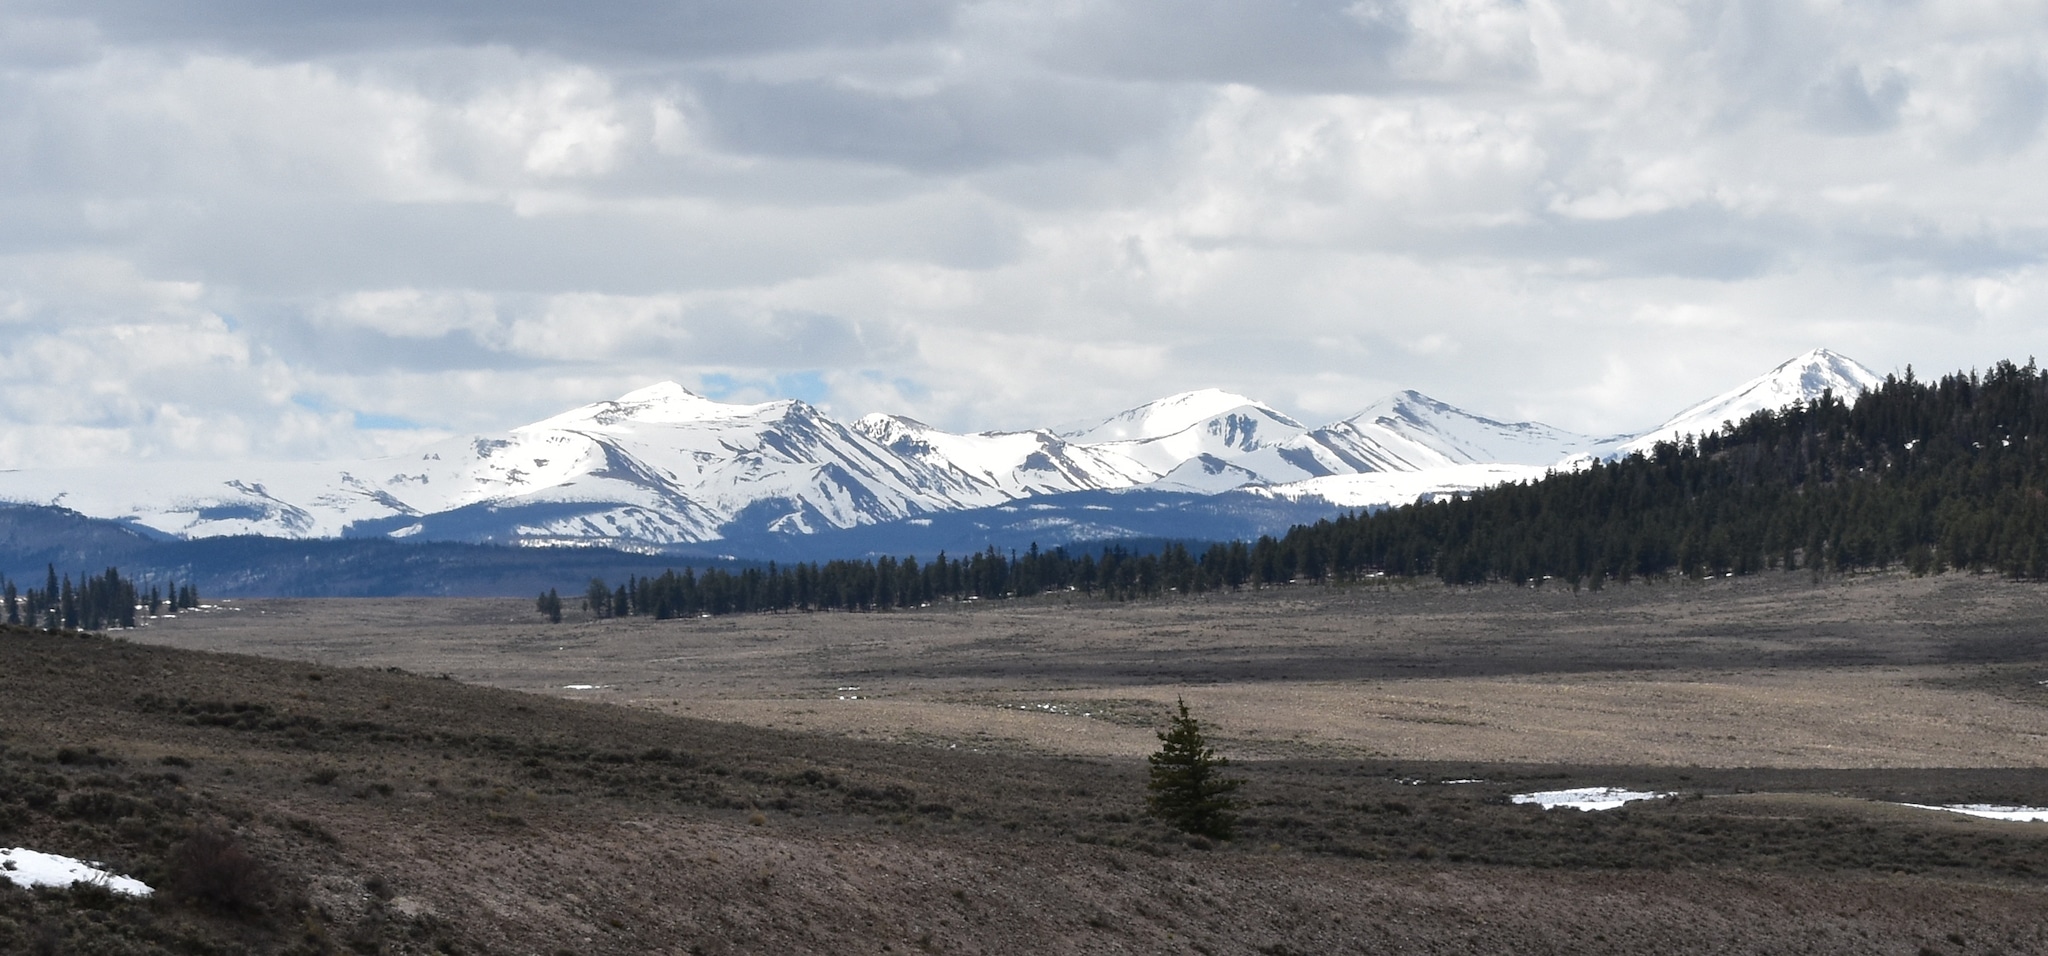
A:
[1897,803,2048,822]
[1511,787,1669,811]
[0,847,153,896]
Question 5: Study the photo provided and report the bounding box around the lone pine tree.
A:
[1145,698,1242,839]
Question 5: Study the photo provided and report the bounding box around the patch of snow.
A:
[0,847,153,897]
[1896,803,2048,822]
[1511,787,1669,811]
[560,684,608,690]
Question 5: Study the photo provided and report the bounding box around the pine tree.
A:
[1145,698,1242,839]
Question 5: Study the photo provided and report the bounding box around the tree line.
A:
[1278,359,2048,585]
[2,566,198,631]
[543,359,2048,620]
[552,540,1268,620]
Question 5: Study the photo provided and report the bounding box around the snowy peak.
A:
[524,381,845,437]
[1619,348,1884,455]
[1257,390,1595,479]
[1060,389,1303,445]
[1344,390,1595,467]
[851,413,931,448]
[0,349,1898,550]
[526,380,733,431]
[854,414,1157,498]
[618,381,704,405]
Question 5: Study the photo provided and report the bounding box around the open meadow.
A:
[141,570,2048,768]
[8,571,2048,954]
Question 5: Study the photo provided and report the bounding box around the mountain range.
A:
[0,349,1886,559]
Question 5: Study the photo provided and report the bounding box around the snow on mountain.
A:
[869,389,1320,496]
[1148,455,1272,494]
[350,383,1004,543]
[0,350,1893,550]
[0,383,1017,547]
[1338,391,1597,467]
[1263,391,1598,478]
[851,415,1154,497]
[1609,348,1884,457]
[1063,389,1311,479]
[1060,388,1286,443]
[0,455,430,542]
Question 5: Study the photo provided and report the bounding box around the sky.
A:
[3,0,2047,467]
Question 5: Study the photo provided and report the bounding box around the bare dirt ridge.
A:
[3,571,2048,954]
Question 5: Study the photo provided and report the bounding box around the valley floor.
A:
[141,570,2048,768]
[7,571,2048,954]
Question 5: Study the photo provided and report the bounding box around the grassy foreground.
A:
[5,623,2048,954]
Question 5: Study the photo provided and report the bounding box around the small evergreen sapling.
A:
[1145,698,1242,839]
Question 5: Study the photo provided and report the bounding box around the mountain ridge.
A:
[0,349,1885,551]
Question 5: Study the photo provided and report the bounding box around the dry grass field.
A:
[8,570,2048,954]
[140,570,2048,767]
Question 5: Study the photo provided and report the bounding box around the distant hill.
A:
[1275,359,2048,586]
[0,503,735,597]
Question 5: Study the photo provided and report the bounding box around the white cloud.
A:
[0,0,2046,463]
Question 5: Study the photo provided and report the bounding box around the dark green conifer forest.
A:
[0,566,183,631]
[560,361,2048,620]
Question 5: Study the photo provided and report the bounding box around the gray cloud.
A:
[1805,64,1908,135]
[690,74,1184,171]
[112,195,1024,296]
[1030,0,1409,91]
[1967,62,2048,155]
[22,0,962,60]
[1,1,2047,460]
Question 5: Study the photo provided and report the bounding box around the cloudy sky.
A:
[3,0,2046,466]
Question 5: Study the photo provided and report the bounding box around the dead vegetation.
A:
[6,572,2048,952]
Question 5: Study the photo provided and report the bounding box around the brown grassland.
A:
[7,570,2048,953]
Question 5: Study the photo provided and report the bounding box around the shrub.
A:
[166,826,271,913]
[1145,699,1242,839]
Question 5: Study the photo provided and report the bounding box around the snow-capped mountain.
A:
[850,415,1152,498]
[0,350,1888,551]
[355,382,1004,545]
[1058,389,1312,477]
[1267,391,1600,477]
[2,383,1019,548]
[1609,348,1885,457]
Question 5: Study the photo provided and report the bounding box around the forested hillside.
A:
[567,361,2048,618]
[1294,359,2048,585]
